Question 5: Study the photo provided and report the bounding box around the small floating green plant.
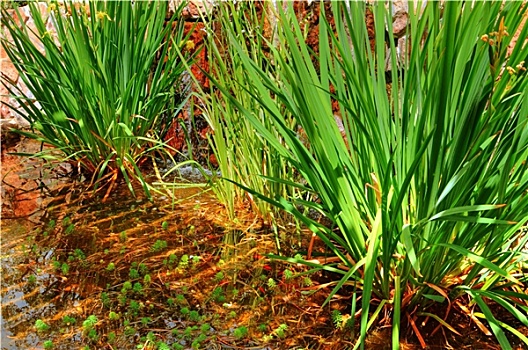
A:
[233,326,248,340]
[82,315,97,333]
[62,315,76,326]
[151,239,167,252]
[35,319,50,332]
[43,340,53,350]
[106,262,115,271]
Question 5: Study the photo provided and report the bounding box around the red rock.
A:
[183,21,208,89]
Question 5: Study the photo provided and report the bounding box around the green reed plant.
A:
[1,0,192,198]
[194,2,302,225]
[210,1,528,348]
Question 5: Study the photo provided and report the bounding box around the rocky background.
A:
[1,3,49,132]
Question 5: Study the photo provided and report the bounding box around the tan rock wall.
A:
[1,3,54,133]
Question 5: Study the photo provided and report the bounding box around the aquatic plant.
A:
[61,217,71,227]
[62,315,76,326]
[129,300,141,316]
[133,282,143,294]
[151,239,168,252]
[266,278,276,290]
[100,292,111,308]
[283,269,294,281]
[60,262,69,275]
[124,326,136,336]
[302,277,313,288]
[192,255,200,265]
[121,281,132,293]
[175,294,186,305]
[143,274,151,286]
[150,239,167,252]
[43,340,53,350]
[192,1,303,228]
[172,343,184,350]
[169,254,178,266]
[106,262,115,271]
[157,342,171,350]
[200,323,211,333]
[209,1,528,348]
[273,323,288,339]
[82,315,97,332]
[183,326,194,340]
[211,286,225,303]
[27,274,37,284]
[64,224,75,235]
[180,307,190,316]
[107,331,116,343]
[191,333,207,349]
[47,220,56,230]
[129,268,140,279]
[188,310,201,322]
[72,248,85,260]
[331,309,343,330]
[35,319,50,332]
[1,1,193,199]
[178,254,189,269]
[119,231,127,243]
[138,263,148,275]
[213,271,224,283]
[233,326,248,340]
[145,331,156,342]
[87,329,98,341]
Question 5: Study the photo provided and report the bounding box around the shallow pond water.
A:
[1,219,59,349]
[2,137,526,350]
[1,138,286,350]
[1,187,221,350]
[1,139,212,348]
[1,182,240,350]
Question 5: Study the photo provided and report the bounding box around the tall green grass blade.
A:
[470,292,512,350]
[1,0,192,198]
[497,321,528,348]
[437,243,521,285]
[353,300,387,350]
[323,258,366,308]
[392,275,401,350]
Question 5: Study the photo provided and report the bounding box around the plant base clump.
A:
[205,1,528,348]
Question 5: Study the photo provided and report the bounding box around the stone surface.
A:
[171,0,214,19]
[392,1,409,38]
[2,11,21,131]
[0,2,70,133]
[507,4,528,57]
[1,5,44,133]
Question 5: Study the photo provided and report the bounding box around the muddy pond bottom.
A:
[3,138,526,350]
[0,139,305,350]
